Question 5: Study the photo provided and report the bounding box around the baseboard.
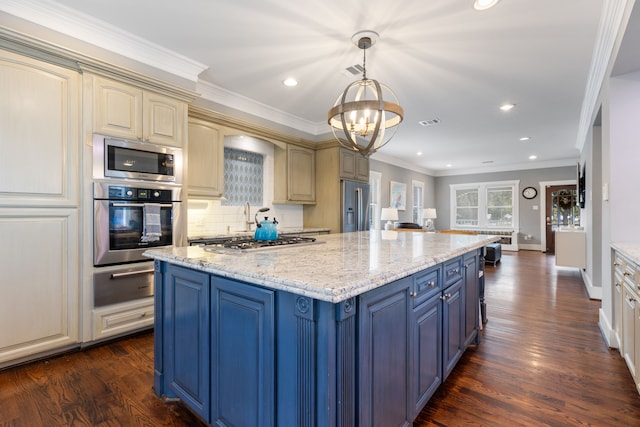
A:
[518,243,541,251]
[598,308,615,348]
[599,308,619,349]
[581,270,602,300]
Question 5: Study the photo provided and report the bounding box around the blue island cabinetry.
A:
[153,248,483,427]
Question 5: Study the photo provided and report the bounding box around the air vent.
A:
[345,64,365,75]
[419,118,440,127]
[482,160,494,164]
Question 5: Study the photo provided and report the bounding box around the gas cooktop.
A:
[200,235,323,253]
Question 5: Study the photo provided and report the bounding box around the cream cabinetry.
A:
[555,230,586,268]
[613,249,640,394]
[304,144,369,233]
[187,117,225,198]
[274,144,315,204]
[0,46,81,368]
[92,298,154,340]
[92,75,185,147]
[340,148,369,182]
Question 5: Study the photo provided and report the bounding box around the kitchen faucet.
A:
[244,201,253,231]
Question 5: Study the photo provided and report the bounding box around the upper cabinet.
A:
[0,49,80,206]
[340,148,370,182]
[274,144,315,204]
[92,76,185,147]
[187,117,225,198]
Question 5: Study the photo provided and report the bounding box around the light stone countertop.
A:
[611,242,640,266]
[145,231,499,303]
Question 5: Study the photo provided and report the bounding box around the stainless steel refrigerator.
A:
[341,179,370,232]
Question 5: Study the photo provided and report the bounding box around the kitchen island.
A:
[145,231,498,427]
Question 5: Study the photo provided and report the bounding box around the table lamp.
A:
[423,208,437,232]
[380,208,398,231]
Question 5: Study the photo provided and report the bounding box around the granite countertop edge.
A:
[147,233,500,303]
[611,242,640,266]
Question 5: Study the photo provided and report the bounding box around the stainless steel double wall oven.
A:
[92,134,183,307]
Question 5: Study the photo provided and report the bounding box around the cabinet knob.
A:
[614,262,621,266]
[452,268,459,274]
[410,291,417,298]
[440,293,451,301]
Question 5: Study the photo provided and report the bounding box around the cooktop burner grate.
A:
[201,235,321,252]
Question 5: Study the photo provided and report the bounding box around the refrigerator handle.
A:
[355,187,362,230]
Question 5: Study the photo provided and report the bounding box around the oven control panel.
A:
[101,185,175,202]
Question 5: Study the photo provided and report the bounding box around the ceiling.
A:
[2,0,611,175]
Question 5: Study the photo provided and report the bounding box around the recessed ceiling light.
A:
[446,163,453,168]
[283,78,298,87]
[417,151,423,156]
[499,103,515,112]
[519,136,531,141]
[474,0,501,11]
[528,155,537,160]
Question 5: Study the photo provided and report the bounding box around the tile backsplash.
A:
[187,199,303,237]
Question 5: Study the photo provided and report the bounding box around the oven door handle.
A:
[111,268,155,279]
[110,203,174,208]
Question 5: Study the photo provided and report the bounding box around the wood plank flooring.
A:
[1,251,639,426]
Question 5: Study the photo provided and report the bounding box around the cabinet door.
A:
[0,50,79,206]
[442,280,464,380]
[143,91,185,147]
[93,76,143,140]
[0,209,79,368]
[187,118,224,197]
[339,148,369,182]
[614,271,624,347]
[212,277,275,427]
[288,145,315,202]
[164,265,210,422]
[359,277,411,427]
[622,283,637,379]
[463,252,479,347]
[410,293,442,417]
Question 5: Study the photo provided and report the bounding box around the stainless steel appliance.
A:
[342,179,370,232]
[191,236,322,253]
[93,181,182,266]
[93,134,182,184]
[94,263,155,307]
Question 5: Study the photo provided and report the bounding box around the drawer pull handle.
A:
[624,272,632,277]
[452,268,459,274]
[440,293,451,301]
[410,291,417,298]
[111,268,155,279]
[614,262,621,266]
[428,281,436,288]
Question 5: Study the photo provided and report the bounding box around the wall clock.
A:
[522,186,537,199]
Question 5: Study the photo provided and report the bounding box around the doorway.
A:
[544,184,579,253]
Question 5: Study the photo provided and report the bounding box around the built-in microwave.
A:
[93,134,182,184]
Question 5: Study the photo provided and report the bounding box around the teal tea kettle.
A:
[254,207,278,241]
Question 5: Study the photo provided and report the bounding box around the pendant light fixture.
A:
[328,31,404,157]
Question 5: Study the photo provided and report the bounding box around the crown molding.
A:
[576,0,631,152]
[0,0,207,82]
[196,80,328,137]
[432,158,577,177]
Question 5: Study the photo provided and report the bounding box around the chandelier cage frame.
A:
[327,32,404,157]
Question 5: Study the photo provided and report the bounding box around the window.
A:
[450,180,519,229]
[412,180,424,224]
[222,147,264,206]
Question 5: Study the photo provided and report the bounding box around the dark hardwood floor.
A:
[1,251,639,426]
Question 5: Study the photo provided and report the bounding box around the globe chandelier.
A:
[328,30,404,158]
